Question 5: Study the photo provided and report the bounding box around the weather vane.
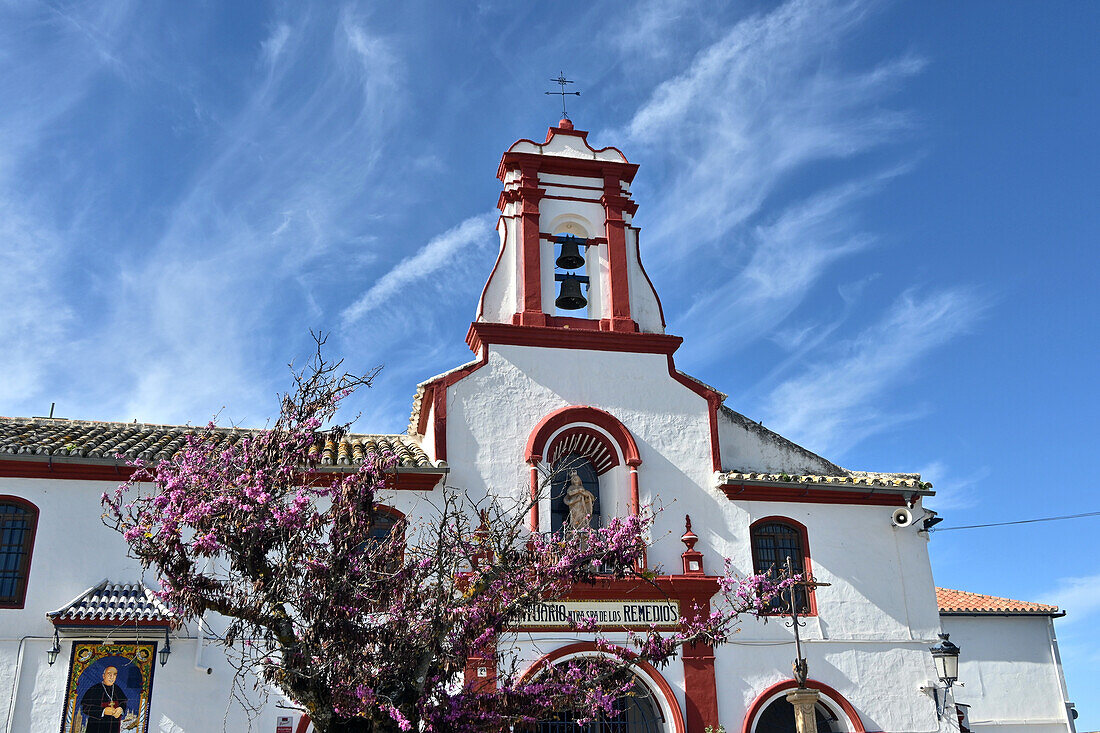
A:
[545,72,580,120]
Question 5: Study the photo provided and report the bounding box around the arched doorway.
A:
[753,696,840,733]
[522,644,684,733]
[742,680,865,733]
[538,673,664,732]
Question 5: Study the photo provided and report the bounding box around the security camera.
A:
[891,507,914,528]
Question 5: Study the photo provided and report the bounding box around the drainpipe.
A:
[4,635,51,733]
[1046,616,1076,733]
[194,614,212,675]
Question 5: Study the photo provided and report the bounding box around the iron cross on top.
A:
[546,72,580,119]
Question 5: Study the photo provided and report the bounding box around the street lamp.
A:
[46,629,61,666]
[923,633,962,720]
[158,628,172,667]
[930,633,961,688]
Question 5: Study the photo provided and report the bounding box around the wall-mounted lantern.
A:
[922,633,962,719]
[158,628,172,667]
[930,633,961,688]
[46,628,61,666]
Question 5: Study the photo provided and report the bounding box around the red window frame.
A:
[749,516,817,617]
[0,495,40,609]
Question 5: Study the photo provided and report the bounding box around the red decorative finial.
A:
[558,117,574,130]
[681,514,698,552]
[680,514,704,575]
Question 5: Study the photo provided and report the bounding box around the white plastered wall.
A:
[940,615,1075,733]
[0,477,292,733]
[439,342,952,732]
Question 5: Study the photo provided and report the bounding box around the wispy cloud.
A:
[342,213,495,326]
[916,461,989,511]
[761,287,988,457]
[676,173,892,358]
[619,0,922,252]
[1047,573,1100,626]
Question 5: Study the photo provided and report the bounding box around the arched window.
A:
[750,518,811,615]
[359,506,405,573]
[754,696,839,733]
[538,674,665,732]
[550,455,600,532]
[0,497,39,608]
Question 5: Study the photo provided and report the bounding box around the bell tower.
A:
[475,118,666,335]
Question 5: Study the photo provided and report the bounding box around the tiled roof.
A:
[719,470,931,490]
[936,587,1061,616]
[48,580,177,627]
[0,416,441,469]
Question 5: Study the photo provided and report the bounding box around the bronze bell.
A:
[555,238,585,270]
[555,275,587,310]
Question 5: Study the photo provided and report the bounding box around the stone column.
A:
[786,687,820,733]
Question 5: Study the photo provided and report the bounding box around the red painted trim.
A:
[528,464,540,531]
[542,193,607,205]
[500,152,638,185]
[741,679,866,733]
[539,182,608,192]
[3,461,439,501]
[0,495,38,609]
[722,484,906,506]
[518,164,546,321]
[467,322,681,355]
[749,516,818,617]
[0,457,441,492]
[0,459,135,481]
[603,174,633,332]
[417,351,491,463]
[296,717,311,733]
[51,618,176,628]
[666,357,724,473]
[541,231,608,245]
[519,642,686,733]
[526,406,641,467]
[389,472,445,491]
[629,468,639,517]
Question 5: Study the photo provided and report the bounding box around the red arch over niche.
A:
[741,679,866,733]
[526,406,641,467]
[546,425,621,475]
[519,642,685,733]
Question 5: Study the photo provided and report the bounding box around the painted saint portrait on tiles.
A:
[59,641,156,733]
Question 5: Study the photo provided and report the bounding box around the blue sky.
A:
[2,0,1097,724]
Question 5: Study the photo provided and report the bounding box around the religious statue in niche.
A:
[563,470,596,529]
[60,641,156,733]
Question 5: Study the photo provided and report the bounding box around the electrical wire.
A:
[929,511,1100,532]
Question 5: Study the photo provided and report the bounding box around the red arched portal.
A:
[520,642,686,733]
[741,679,866,733]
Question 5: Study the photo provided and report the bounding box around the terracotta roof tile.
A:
[48,580,177,627]
[936,587,1061,615]
[0,416,440,469]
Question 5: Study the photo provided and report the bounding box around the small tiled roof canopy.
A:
[0,416,440,469]
[48,580,178,628]
[936,587,1062,616]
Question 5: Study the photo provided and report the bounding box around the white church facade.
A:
[0,119,1077,733]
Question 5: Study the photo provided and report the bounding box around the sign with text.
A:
[515,600,680,628]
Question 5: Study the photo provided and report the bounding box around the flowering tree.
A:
[104,338,796,733]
